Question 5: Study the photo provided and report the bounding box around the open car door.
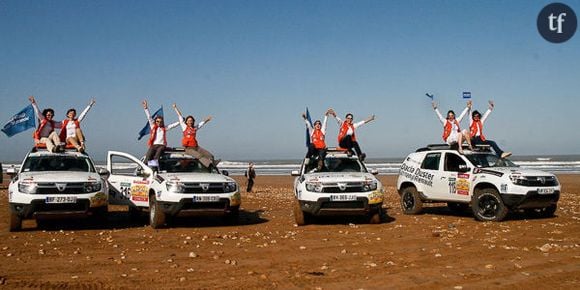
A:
[106,151,153,208]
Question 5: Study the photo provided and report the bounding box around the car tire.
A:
[149,193,166,229]
[9,212,22,232]
[447,202,469,213]
[400,186,423,215]
[471,188,508,222]
[368,208,382,224]
[525,204,557,218]
[224,207,240,223]
[293,199,307,226]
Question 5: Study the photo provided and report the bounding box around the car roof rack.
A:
[31,143,79,153]
[416,144,452,152]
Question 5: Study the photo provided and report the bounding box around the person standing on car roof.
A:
[142,100,180,168]
[172,103,217,168]
[332,111,375,161]
[468,100,512,159]
[59,98,95,153]
[432,101,473,154]
[29,96,62,153]
[302,108,333,171]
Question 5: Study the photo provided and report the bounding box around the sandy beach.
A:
[0,174,578,289]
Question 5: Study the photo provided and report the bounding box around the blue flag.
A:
[2,104,36,137]
[305,107,312,147]
[463,92,471,99]
[137,107,163,140]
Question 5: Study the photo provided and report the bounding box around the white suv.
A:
[396,144,561,221]
[106,149,240,228]
[291,149,384,225]
[7,147,109,231]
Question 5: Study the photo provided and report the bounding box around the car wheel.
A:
[224,207,240,223]
[447,202,469,213]
[149,193,166,229]
[525,204,557,218]
[293,199,307,226]
[9,212,22,232]
[471,188,508,222]
[400,186,423,215]
[368,208,382,224]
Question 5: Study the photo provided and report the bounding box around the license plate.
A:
[330,194,357,201]
[193,195,219,202]
[46,196,77,204]
[538,188,555,194]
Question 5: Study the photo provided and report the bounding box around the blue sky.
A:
[1,0,579,162]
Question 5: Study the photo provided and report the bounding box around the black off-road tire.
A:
[149,193,166,229]
[400,186,423,215]
[471,188,508,222]
[9,211,22,232]
[224,207,240,223]
[293,199,308,226]
[368,208,382,224]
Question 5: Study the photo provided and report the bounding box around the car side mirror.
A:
[221,170,229,176]
[291,170,300,176]
[370,169,379,175]
[97,167,110,178]
[458,164,470,173]
[135,167,150,178]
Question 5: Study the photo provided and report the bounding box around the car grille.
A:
[182,183,227,194]
[321,182,365,193]
[518,176,558,187]
[35,182,85,195]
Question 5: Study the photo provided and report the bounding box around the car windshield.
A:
[304,157,366,173]
[158,154,217,173]
[22,155,95,172]
[465,153,517,168]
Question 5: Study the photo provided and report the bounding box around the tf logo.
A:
[537,3,577,43]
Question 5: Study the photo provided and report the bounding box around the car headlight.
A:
[363,180,378,191]
[166,181,184,193]
[224,182,237,192]
[305,182,323,192]
[18,182,37,194]
[84,181,102,193]
[509,175,526,186]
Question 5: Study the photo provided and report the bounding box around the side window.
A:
[444,153,467,172]
[110,155,142,176]
[421,153,441,170]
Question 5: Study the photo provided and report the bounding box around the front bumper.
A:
[501,190,560,209]
[299,197,382,216]
[157,197,239,216]
[10,199,106,219]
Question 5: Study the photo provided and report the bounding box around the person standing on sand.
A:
[245,162,256,193]
[467,100,512,159]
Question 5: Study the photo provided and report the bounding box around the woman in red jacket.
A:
[172,103,216,168]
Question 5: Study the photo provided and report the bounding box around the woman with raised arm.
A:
[172,103,216,168]
[332,111,375,161]
[59,99,95,153]
[29,96,62,153]
[432,101,473,154]
[468,100,512,158]
[302,108,332,171]
[142,100,180,168]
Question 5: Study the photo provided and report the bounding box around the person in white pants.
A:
[432,101,473,154]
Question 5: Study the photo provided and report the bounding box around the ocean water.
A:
[3,155,580,176]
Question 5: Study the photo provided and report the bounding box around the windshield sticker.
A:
[131,184,149,202]
[133,180,149,185]
[400,164,434,186]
